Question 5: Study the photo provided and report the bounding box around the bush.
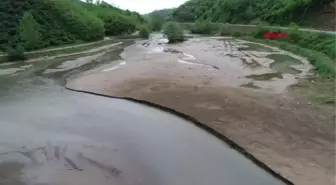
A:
[6,46,26,61]
[139,25,150,38]
[191,20,217,34]
[19,12,41,51]
[85,3,138,36]
[101,14,136,36]
[232,32,242,37]
[163,21,185,43]
[149,15,164,31]
[45,0,105,41]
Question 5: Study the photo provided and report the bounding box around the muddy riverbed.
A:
[0,39,292,185]
[68,34,335,185]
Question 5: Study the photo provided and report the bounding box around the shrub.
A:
[191,20,217,34]
[47,0,105,41]
[19,12,41,51]
[101,14,136,36]
[6,46,26,61]
[149,15,164,31]
[163,21,185,43]
[139,25,150,38]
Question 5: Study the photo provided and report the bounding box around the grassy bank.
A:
[0,39,119,63]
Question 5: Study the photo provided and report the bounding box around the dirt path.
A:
[67,36,335,185]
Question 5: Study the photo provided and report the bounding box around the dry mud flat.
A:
[68,36,335,185]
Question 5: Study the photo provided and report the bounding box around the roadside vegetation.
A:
[163,22,185,43]
[0,0,148,62]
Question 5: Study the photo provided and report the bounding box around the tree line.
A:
[0,0,147,59]
[171,0,333,26]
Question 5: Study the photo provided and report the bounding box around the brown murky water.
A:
[77,34,313,94]
[0,38,289,185]
[65,33,336,185]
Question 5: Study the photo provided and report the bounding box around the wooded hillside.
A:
[0,0,145,54]
[172,0,335,29]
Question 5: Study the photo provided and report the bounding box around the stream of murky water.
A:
[0,37,288,185]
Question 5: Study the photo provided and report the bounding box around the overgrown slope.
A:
[0,0,144,54]
[172,0,335,29]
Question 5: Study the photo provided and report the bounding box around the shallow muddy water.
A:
[108,34,314,93]
[0,37,291,185]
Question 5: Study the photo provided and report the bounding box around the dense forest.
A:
[148,8,175,19]
[172,0,335,27]
[146,9,175,31]
[0,0,146,55]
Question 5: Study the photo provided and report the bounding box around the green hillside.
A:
[172,0,335,28]
[148,8,175,18]
[0,0,145,55]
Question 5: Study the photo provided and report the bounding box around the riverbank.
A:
[67,36,335,185]
[0,38,127,63]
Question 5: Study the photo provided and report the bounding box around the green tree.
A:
[149,15,165,31]
[19,12,41,51]
[139,25,150,38]
[172,0,332,26]
[163,21,185,43]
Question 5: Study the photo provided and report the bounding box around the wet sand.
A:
[67,36,335,185]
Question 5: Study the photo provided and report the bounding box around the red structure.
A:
[264,32,289,39]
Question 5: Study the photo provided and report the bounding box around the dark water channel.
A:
[0,39,287,185]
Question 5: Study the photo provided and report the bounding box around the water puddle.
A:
[0,62,15,67]
[238,43,274,52]
[240,82,261,89]
[0,162,25,184]
[102,61,126,72]
[182,53,196,60]
[241,58,261,68]
[268,54,303,74]
[177,59,202,66]
[0,68,25,76]
[103,66,121,72]
[245,72,283,81]
[163,48,182,54]
[43,53,104,74]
